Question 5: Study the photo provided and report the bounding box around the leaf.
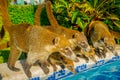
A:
[71,11,79,23]
[76,17,84,29]
[113,21,120,29]
[0,56,4,63]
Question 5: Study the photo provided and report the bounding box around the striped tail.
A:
[46,1,59,27]
[34,3,45,25]
[0,0,13,32]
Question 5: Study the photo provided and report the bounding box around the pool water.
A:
[63,60,120,80]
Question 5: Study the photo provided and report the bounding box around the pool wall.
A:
[0,45,120,80]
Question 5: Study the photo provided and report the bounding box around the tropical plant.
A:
[50,0,120,42]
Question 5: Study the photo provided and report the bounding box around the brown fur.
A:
[0,0,77,78]
[34,3,45,25]
[88,20,118,56]
[48,52,76,74]
[34,1,94,61]
[110,30,120,39]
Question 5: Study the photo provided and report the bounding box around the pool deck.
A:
[0,45,120,80]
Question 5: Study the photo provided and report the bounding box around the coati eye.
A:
[107,46,114,51]
[60,57,64,60]
[65,47,69,50]
[72,34,75,38]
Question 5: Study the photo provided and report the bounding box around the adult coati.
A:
[34,1,96,62]
[88,20,118,57]
[0,0,77,78]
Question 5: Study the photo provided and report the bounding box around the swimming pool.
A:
[63,60,120,80]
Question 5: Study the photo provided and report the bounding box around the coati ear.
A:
[104,37,108,41]
[72,33,79,38]
[81,32,85,35]
[52,37,60,45]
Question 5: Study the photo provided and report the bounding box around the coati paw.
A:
[45,61,50,67]
[114,52,118,56]
[25,71,32,78]
[90,56,97,62]
[85,58,89,63]
[43,67,49,74]
[8,65,20,71]
[101,53,106,58]
[40,64,49,74]
[53,66,58,71]
[95,48,104,58]
[59,63,65,69]
[74,58,79,62]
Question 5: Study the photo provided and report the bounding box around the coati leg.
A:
[89,55,97,62]
[8,45,21,71]
[59,63,65,69]
[74,46,89,62]
[48,57,58,71]
[38,57,50,74]
[38,62,50,74]
[24,63,32,78]
[25,53,38,78]
[91,36,106,58]
[77,54,89,63]
[51,63,58,71]
[114,51,118,56]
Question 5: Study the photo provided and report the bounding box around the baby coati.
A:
[34,1,94,62]
[48,52,76,74]
[88,20,118,57]
[0,0,77,78]
[74,46,96,62]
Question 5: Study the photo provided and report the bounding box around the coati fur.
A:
[34,1,95,62]
[48,52,76,74]
[110,30,120,39]
[74,46,96,62]
[88,20,118,57]
[34,2,45,26]
[0,0,77,78]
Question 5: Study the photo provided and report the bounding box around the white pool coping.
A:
[0,45,120,80]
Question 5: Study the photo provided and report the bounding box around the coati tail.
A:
[46,1,59,27]
[88,21,95,35]
[0,0,13,31]
[35,3,45,25]
[110,30,120,39]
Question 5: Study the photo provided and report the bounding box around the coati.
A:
[110,30,120,39]
[88,20,118,57]
[74,46,96,62]
[0,0,77,78]
[48,52,76,74]
[34,1,95,62]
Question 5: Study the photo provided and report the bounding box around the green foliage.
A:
[8,5,36,24]
[0,50,26,64]
[50,0,73,28]
[51,0,120,43]
[40,7,50,26]
[0,50,9,63]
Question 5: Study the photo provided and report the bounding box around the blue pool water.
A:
[63,60,120,80]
